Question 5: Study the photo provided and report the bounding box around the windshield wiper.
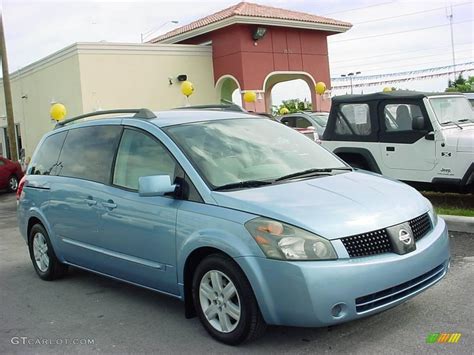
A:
[213,180,273,191]
[441,121,463,129]
[456,119,470,123]
[275,167,352,182]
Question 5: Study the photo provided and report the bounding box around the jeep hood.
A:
[211,172,429,240]
[442,124,474,152]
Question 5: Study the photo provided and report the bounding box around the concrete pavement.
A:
[0,192,473,354]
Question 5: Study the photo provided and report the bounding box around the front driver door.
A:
[379,101,436,175]
[97,127,180,294]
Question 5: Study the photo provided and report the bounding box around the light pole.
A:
[141,20,179,43]
[446,5,456,81]
[341,71,361,95]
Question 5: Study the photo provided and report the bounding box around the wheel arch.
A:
[182,246,236,319]
[333,147,382,174]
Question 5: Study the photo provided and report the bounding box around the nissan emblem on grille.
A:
[386,222,416,255]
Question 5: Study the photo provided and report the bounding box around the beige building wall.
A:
[77,43,217,112]
[0,42,217,159]
[0,44,83,158]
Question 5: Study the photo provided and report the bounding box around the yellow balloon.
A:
[315,82,326,95]
[243,91,257,103]
[50,103,67,121]
[383,87,392,92]
[279,107,289,115]
[181,81,194,97]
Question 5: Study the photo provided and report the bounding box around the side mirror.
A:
[138,175,176,197]
[425,131,435,141]
[412,116,425,130]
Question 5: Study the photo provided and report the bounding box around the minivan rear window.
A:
[56,125,122,184]
[29,131,67,175]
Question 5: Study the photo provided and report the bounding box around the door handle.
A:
[84,197,97,206]
[386,146,395,152]
[102,200,117,210]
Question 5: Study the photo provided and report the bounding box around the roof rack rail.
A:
[55,108,156,128]
[173,104,246,112]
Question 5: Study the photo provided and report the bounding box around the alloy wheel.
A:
[199,270,241,333]
[33,232,49,272]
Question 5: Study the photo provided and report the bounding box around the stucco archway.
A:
[215,75,241,104]
[263,71,318,113]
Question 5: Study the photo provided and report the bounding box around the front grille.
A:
[341,213,433,258]
[341,229,392,258]
[355,262,447,313]
[409,213,432,241]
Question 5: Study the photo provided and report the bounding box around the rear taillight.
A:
[17,176,26,200]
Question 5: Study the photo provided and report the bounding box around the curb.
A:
[440,215,474,233]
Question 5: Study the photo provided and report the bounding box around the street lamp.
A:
[141,20,179,43]
[341,71,361,94]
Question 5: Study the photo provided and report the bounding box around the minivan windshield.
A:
[165,118,348,189]
[429,96,474,125]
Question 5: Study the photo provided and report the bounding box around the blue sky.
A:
[3,0,473,104]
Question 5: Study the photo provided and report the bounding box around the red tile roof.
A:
[150,1,352,43]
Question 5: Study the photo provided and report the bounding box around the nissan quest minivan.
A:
[18,108,450,345]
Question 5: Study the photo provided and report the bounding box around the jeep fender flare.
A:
[333,147,382,174]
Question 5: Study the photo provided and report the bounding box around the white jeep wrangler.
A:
[322,91,474,192]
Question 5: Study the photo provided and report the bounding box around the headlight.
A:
[424,198,438,226]
[245,217,337,261]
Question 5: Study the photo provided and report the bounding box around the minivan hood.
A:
[211,172,429,240]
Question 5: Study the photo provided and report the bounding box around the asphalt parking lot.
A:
[0,192,472,354]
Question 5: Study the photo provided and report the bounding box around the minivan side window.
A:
[113,129,177,191]
[29,131,67,175]
[335,104,371,136]
[57,126,122,184]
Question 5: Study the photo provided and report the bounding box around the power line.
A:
[334,57,472,77]
[322,1,394,16]
[330,41,473,64]
[332,62,474,81]
[332,48,473,71]
[331,19,473,43]
[351,2,471,25]
[332,68,474,89]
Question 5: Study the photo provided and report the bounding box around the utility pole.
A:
[446,5,456,81]
[0,10,17,161]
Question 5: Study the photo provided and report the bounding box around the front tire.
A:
[28,224,68,280]
[192,254,266,345]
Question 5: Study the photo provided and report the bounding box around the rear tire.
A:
[7,175,18,192]
[28,224,68,280]
[192,254,266,345]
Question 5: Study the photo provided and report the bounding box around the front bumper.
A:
[235,218,450,327]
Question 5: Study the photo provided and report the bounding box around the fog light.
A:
[331,303,347,319]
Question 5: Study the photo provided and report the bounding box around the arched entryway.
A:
[216,75,241,105]
[263,72,318,113]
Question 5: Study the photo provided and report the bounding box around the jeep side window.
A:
[384,104,424,132]
[335,104,371,136]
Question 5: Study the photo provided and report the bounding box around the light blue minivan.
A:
[18,108,450,344]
